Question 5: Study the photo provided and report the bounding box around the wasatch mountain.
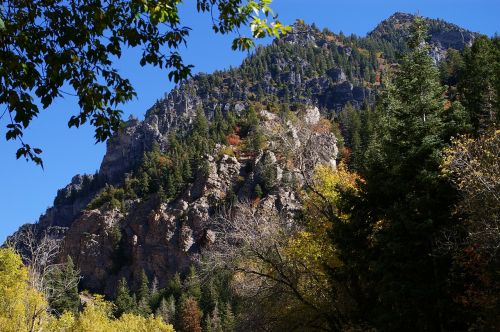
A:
[7,13,479,295]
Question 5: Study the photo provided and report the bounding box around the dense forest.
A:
[1,13,499,332]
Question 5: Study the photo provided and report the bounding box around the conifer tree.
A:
[136,271,152,316]
[150,276,162,309]
[156,295,176,324]
[205,315,214,332]
[200,279,219,315]
[46,256,80,315]
[221,302,235,332]
[184,266,202,301]
[137,297,152,317]
[178,297,202,332]
[207,303,223,332]
[137,270,150,302]
[168,273,183,300]
[336,16,463,331]
[114,278,135,317]
[340,103,363,170]
[459,35,499,133]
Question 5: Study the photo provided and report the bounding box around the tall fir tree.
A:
[221,302,235,332]
[168,273,183,300]
[334,16,464,331]
[114,277,135,317]
[184,266,202,302]
[137,269,150,302]
[459,35,499,134]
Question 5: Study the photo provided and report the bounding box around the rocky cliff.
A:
[60,107,336,295]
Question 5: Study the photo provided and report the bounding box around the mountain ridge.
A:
[6,12,480,294]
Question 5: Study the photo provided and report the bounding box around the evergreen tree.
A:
[340,103,363,170]
[135,270,152,317]
[137,269,150,302]
[137,297,152,317]
[253,184,263,199]
[459,35,499,133]
[156,295,176,324]
[114,278,135,317]
[204,315,214,332]
[221,302,235,332]
[150,276,162,309]
[200,279,219,315]
[46,256,80,315]
[184,266,202,301]
[335,16,463,331]
[167,273,183,300]
[208,303,223,332]
[244,105,264,152]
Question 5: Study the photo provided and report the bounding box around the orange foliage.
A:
[157,155,172,167]
[251,197,261,207]
[340,146,351,162]
[227,133,241,146]
[444,100,452,110]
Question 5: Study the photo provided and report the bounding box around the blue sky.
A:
[1,0,499,242]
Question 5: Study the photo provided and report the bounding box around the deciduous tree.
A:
[0,0,289,165]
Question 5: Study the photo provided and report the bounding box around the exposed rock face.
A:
[61,209,123,292]
[58,148,245,294]
[53,109,338,295]
[303,107,321,125]
[39,175,98,228]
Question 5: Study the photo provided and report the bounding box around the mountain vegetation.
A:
[2,12,499,332]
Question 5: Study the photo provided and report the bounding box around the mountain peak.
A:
[369,12,478,53]
[388,11,415,21]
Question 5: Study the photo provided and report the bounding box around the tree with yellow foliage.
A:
[442,130,500,330]
[0,248,174,332]
[202,163,363,331]
[0,248,51,332]
[64,295,173,332]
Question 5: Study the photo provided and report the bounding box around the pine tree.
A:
[204,315,214,332]
[221,302,235,332]
[135,270,152,317]
[167,273,182,300]
[114,278,135,317]
[253,184,263,199]
[200,279,219,315]
[209,303,223,332]
[340,103,363,170]
[244,106,264,152]
[137,297,152,317]
[150,276,162,309]
[137,269,150,302]
[459,35,499,134]
[335,16,462,331]
[184,266,202,301]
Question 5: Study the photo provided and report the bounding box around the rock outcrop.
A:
[54,108,338,295]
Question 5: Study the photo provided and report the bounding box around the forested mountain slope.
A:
[5,12,498,332]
